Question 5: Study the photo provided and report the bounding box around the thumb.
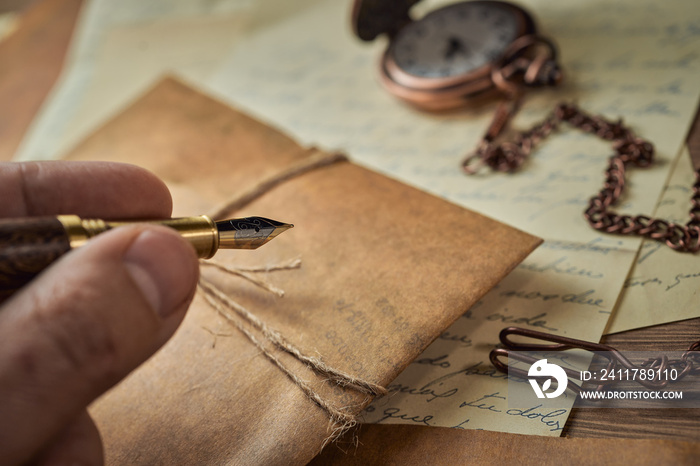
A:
[0,225,199,464]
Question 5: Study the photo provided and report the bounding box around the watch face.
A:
[389,1,524,79]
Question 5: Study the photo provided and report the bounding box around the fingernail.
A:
[123,227,198,318]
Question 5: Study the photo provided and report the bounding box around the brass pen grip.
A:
[65,215,219,258]
[0,215,219,302]
[103,216,219,259]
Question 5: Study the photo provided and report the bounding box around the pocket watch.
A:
[352,0,561,110]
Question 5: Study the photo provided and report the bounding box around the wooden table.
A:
[2,0,699,445]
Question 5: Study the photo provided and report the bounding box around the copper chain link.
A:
[462,101,700,253]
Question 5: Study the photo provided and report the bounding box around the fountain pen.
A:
[0,214,293,297]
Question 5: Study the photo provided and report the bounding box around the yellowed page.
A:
[56,14,248,156]
[207,0,700,243]
[206,0,700,435]
[13,0,253,162]
[0,12,18,41]
[607,148,700,333]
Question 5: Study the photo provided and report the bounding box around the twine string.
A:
[208,147,348,220]
[197,148,384,444]
[198,264,386,397]
[201,257,302,297]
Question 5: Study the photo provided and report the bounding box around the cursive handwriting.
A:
[423,362,510,388]
[377,407,433,426]
[636,241,664,263]
[519,256,604,279]
[624,276,663,288]
[386,380,458,403]
[539,238,622,256]
[459,392,506,413]
[452,419,471,429]
[666,271,700,291]
[414,354,451,369]
[505,405,567,432]
[624,272,700,291]
[438,331,473,347]
[484,310,558,331]
[499,289,605,308]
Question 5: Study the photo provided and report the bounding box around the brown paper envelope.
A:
[65,77,541,465]
[311,425,700,465]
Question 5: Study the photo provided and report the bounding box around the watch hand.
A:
[445,37,468,60]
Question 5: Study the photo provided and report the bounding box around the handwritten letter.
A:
[207,0,700,435]
[607,149,700,333]
[362,244,631,435]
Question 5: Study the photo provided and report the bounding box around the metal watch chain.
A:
[461,37,700,254]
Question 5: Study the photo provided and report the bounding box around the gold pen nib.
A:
[215,217,293,250]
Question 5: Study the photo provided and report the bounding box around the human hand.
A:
[0,161,199,465]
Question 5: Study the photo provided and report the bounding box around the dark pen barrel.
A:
[0,214,293,302]
[0,216,71,301]
[0,215,218,302]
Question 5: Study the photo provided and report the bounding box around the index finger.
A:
[0,161,172,219]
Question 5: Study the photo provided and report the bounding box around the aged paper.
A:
[206,0,700,435]
[54,14,249,155]
[607,148,700,333]
[207,0,700,243]
[13,0,253,162]
[0,12,18,41]
[11,0,335,163]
